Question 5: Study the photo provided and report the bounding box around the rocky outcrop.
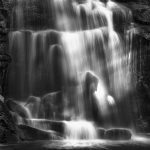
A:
[0,96,19,143]
[5,99,31,119]
[0,1,10,95]
[0,0,20,144]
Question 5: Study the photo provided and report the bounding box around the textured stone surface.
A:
[0,54,11,69]
[0,1,19,144]
[0,99,19,143]
[0,0,10,95]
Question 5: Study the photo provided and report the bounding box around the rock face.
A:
[105,128,132,140]
[0,53,11,96]
[83,71,99,121]
[0,1,10,95]
[0,97,19,143]
[0,0,20,144]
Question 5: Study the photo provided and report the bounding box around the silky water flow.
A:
[7,0,137,140]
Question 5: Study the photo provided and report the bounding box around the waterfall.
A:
[64,120,98,140]
[8,0,136,139]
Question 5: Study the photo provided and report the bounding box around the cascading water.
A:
[7,0,137,140]
[64,121,97,140]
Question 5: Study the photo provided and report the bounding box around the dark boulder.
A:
[83,71,100,122]
[105,128,132,140]
[18,124,63,141]
[97,128,106,139]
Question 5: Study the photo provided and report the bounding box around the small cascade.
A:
[64,121,98,140]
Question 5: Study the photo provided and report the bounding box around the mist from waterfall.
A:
[7,0,137,139]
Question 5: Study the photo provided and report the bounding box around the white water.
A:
[8,0,136,139]
[64,120,98,140]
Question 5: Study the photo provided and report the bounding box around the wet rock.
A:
[45,120,65,134]
[24,119,65,135]
[0,8,8,19]
[25,96,41,118]
[83,71,100,122]
[18,124,63,141]
[0,97,19,144]
[39,91,63,120]
[0,53,11,69]
[105,128,132,140]
[5,99,31,119]
[97,128,106,139]
[84,71,99,95]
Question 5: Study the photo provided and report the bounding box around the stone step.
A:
[25,119,65,135]
[18,124,63,141]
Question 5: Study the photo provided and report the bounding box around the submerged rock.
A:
[105,128,132,140]
[18,124,63,141]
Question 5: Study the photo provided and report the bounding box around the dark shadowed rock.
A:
[0,8,8,19]
[97,128,106,139]
[0,97,19,144]
[83,71,101,123]
[105,128,132,140]
[0,53,11,69]
[84,71,99,95]
[18,124,63,141]
[5,99,31,119]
